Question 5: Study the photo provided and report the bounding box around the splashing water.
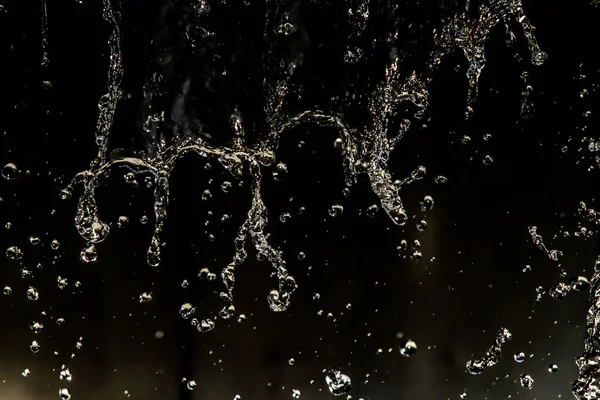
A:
[64,0,546,332]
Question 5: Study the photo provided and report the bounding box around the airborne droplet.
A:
[325,370,351,396]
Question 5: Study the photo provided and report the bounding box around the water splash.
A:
[66,0,545,330]
[528,225,563,261]
[573,257,600,399]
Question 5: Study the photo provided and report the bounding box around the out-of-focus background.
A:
[1,0,599,399]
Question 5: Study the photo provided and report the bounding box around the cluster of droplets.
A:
[465,327,512,375]
[64,0,546,335]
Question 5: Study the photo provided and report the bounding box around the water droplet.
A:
[523,265,532,273]
[483,155,494,165]
[292,389,301,398]
[548,363,558,373]
[1,163,20,180]
[59,387,71,400]
[22,368,31,377]
[179,303,196,319]
[27,287,39,300]
[221,181,232,193]
[80,244,98,263]
[328,204,344,217]
[421,195,434,211]
[30,340,40,353]
[280,212,291,223]
[139,292,153,303]
[140,215,149,224]
[30,321,44,334]
[366,204,379,218]
[60,368,72,381]
[3,286,12,295]
[434,175,448,184]
[117,216,129,228]
[6,246,23,260]
[50,239,60,250]
[29,236,40,245]
[197,319,215,332]
[514,351,526,363]
[273,162,288,181]
[187,380,197,390]
[278,22,294,35]
[288,358,295,366]
[483,133,492,141]
[572,276,590,291]
[297,252,306,261]
[520,373,534,389]
[400,339,417,357]
[416,220,428,231]
[325,370,352,396]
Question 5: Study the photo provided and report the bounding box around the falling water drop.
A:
[400,339,417,357]
[1,163,20,180]
[325,370,352,396]
[520,374,534,389]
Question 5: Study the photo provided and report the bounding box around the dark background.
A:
[1,0,599,399]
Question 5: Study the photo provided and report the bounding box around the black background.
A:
[1,0,600,399]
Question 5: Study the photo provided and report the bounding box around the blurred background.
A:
[1,0,600,399]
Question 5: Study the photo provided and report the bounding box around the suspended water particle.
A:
[29,236,40,245]
[346,303,352,310]
[400,339,417,357]
[187,380,197,390]
[292,389,301,398]
[221,181,232,193]
[59,387,71,400]
[237,314,246,323]
[334,138,343,149]
[328,205,344,217]
[434,175,448,184]
[416,220,428,231]
[20,268,33,279]
[124,172,137,186]
[56,318,65,325]
[297,206,306,215]
[325,370,352,396]
[280,212,291,223]
[313,293,321,301]
[124,390,130,397]
[342,187,351,197]
[421,195,434,211]
[60,367,72,381]
[117,216,129,228]
[30,340,40,353]
[3,286,12,295]
[412,240,421,250]
[139,292,153,303]
[140,215,149,224]
[483,155,494,165]
[22,368,31,377]
[181,279,189,288]
[549,363,558,373]
[201,189,212,201]
[27,287,39,300]
[278,22,294,35]
[460,393,467,399]
[50,239,60,250]
[366,204,379,218]
[483,133,492,141]
[514,352,526,363]
[80,244,98,263]
[197,319,215,332]
[520,373,534,389]
[179,303,196,319]
[273,163,289,182]
[76,338,83,349]
[1,163,20,180]
[234,395,241,400]
[288,358,295,366]
[57,276,68,289]
[461,135,471,144]
[6,246,23,260]
[572,276,590,291]
[466,359,485,375]
[30,321,43,334]
[410,251,422,261]
[522,265,532,273]
[297,252,306,261]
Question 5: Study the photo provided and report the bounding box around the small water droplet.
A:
[179,303,196,319]
[400,339,417,357]
[1,163,20,180]
[27,286,39,300]
[6,246,23,260]
[59,387,71,400]
[117,216,129,228]
[483,155,494,165]
[22,368,31,377]
[139,292,153,303]
[3,286,12,295]
[325,370,352,396]
[514,351,526,363]
[548,363,558,373]
[288,358,295,366]
[30,340,40,353]
[187,380,197,390]
[520,373,534,389]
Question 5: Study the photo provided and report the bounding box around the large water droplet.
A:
[325,370,351,396]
